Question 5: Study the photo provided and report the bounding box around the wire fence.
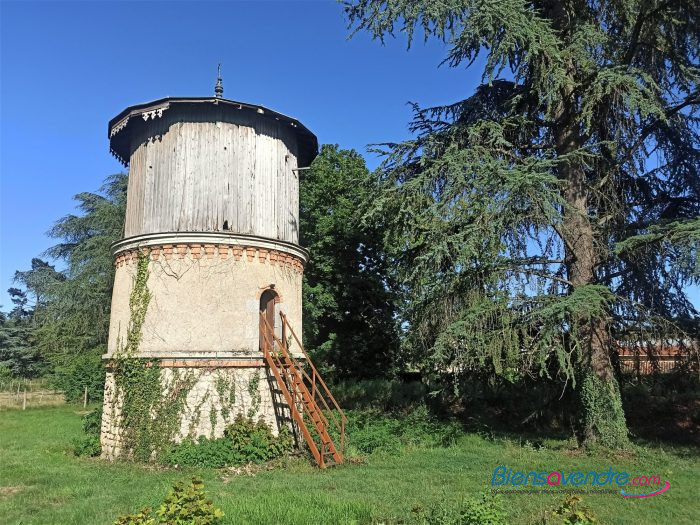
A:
[0,377,66,410]
[0,377,53,393]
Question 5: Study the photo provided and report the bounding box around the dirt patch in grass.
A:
[0,486,25,498]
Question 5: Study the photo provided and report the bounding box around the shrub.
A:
[544,495,598,524]
[73,406,102,457]
[82,406,103,434]
[344,405,461,455]
[162,415,293,468]
[224,414,293,461]
[114,508,154,525]
[51,349,105,403]
[0,365,13,383]
[410,493,506,525]
[155,477,224,525]
[73,435,101,457]
[114,477,223,525]
[331,379,427,411]
[161,436,234,468]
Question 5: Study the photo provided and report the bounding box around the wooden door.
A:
[259,289,277,352]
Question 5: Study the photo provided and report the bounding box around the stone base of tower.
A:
[100,361,291,461]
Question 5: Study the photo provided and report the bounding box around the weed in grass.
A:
[342,405,461,456]
[114,476,223,525]
[72,406,103,457]
[411,492,507,524]
[540,494,598,524]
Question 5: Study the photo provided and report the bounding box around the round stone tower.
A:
[100,82,317,459]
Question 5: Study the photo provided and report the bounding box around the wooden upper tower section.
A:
[108,97,318,244]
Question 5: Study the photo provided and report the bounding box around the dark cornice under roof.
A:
[107,96,318,167]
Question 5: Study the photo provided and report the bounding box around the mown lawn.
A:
[0,405,698,524]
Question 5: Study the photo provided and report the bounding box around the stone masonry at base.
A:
[100,364,288,460]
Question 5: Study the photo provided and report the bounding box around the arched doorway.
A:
[259,289,278,353]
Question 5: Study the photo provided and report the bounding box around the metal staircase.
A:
[259,311,346,468]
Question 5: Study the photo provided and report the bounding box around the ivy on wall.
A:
[247,370,261,418]
[111,250,197,461]
[215,372,236,422]
[106,251,278,462]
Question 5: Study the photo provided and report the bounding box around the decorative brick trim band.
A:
[160,359,265,368]
[114,243,304,274]
[104,358,266,369]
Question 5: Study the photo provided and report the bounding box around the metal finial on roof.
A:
[215,64,224,98]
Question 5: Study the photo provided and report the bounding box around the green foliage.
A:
[155,477,224,525]
[123,251,151,357]
[246,370,261,418]
[331,378,427,411]
[115,358,195,462]
[345,0,700,446]
[344,406,460,455]
[545,495,598,524]
[72,434,102,458]
[162,436,237,468]
[0,365,12,382]
[615,218,700,277]
[162,415,294,468]
[82,406,103,434]
[73,406,103,457]
[114,477,223,525]
[10,173,127,400]
[55,349,105,403]
[301,144,399,379]
[579,372,629,449]
[411,493,506,525]
[214,373,235,422]
[114,508,154,525]
[0,288,43,378]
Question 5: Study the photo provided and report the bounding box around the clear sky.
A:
[0,0,480,308]
[1,1,697,309]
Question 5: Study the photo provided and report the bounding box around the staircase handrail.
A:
[259,311,345,466]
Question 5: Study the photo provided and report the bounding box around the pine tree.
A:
[0,288,43,378]
[13,173,127,400]
[346,0,699,446]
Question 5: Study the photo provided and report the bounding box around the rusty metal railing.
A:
[259,311,346,467]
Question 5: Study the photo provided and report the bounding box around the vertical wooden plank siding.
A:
[124,109,300,243]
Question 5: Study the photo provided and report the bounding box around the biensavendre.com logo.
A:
[491,466,670,498]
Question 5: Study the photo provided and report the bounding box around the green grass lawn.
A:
[0,405,698,524]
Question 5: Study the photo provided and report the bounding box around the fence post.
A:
[22,389,27,410]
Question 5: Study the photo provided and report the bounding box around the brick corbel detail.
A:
[114,243,305,274]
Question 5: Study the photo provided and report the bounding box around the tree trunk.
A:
[557,126,629,448]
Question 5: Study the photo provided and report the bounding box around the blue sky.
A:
[0,0,480,308]
[1,1,697,309]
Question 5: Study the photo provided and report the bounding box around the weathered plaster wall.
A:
[106,243,303,359]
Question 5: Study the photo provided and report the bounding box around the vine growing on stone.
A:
[111,250,197,461]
